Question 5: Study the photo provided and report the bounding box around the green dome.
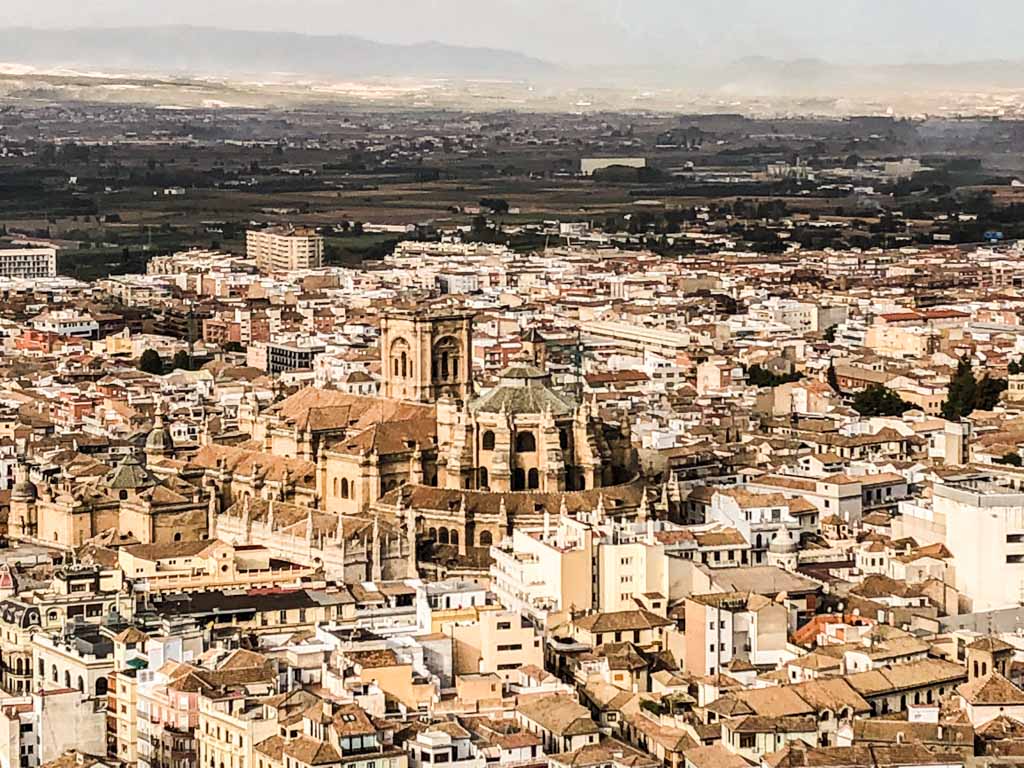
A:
[470,364,576,417]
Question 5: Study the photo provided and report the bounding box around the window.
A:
[515,431,536,453]
[512,468,526,491]
[497,622,511,630]
[527,468,539,489]
[482,431,496,451]
[479,530,493,547]
[739,734,756,750]
[497,644,522,652]
[341,478,350,499]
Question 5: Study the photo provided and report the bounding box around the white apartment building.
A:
[246,226,324,273]
[931,476,1024,612]
[490,506,753,623]
[0,245,57,279]
[30,309,99,339]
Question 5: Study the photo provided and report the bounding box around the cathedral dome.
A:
[470,363,576,417]
[11,477,36,503]
[146,425,173,454]
[145,407,174,456]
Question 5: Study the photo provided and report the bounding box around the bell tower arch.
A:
[381,309,473,403]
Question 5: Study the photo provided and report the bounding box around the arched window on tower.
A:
[479,530,493,547]
[341,478,350,499]
[433,337,461,383]
[527,468,540,490]
[482,431,495,451]
[390,338,411,385]
[479,467,489,489]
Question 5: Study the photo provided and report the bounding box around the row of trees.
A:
[941,357,1006,420]
[139,349,195,375]
[832,356,1008,419]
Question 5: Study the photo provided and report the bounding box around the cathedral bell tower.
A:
[381,308,474,403]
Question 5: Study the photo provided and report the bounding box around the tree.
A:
[747,364,801,388]
[852,385,912,417]
[172,350,191,371]
[942,356,978,420]
[1010,360,1021,376]
[823,325,837,343]
[139,349,163,375]
[479,198,510,215]
[942,357,1007,418]
[977,375,1008,411]
[827,363,840,393]
[998,452,1023,467]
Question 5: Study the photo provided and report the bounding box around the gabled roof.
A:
[958,672,1024,706]
[573,609,673,634]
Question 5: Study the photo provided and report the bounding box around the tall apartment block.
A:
[0,244,57,279]
[246,226,324,273]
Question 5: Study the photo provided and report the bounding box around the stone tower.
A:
[521,327,548,370]
[381,308,474,403]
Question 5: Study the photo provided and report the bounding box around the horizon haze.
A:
[4,0,1024,72]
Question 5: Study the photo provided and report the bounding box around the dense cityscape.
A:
[7,5,1024,768]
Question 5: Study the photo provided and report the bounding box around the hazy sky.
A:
[8,0,1024,68]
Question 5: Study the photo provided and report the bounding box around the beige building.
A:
[116,538,318,593]
[516,694,599,754]
[683,592,789,677]
[246,227,324,273]
[570,610,673,650]
[445,606,543,683]
[864,323,938,358]
[197,650,278,768]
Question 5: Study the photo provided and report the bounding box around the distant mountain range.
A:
[0,26,558,80]
[2,26,1024,98]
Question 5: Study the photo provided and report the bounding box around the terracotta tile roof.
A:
[517,695,598,737]
[957,672,1024,706]
[573,609,673,634]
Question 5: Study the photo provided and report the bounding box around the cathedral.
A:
[9,306,642,578]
